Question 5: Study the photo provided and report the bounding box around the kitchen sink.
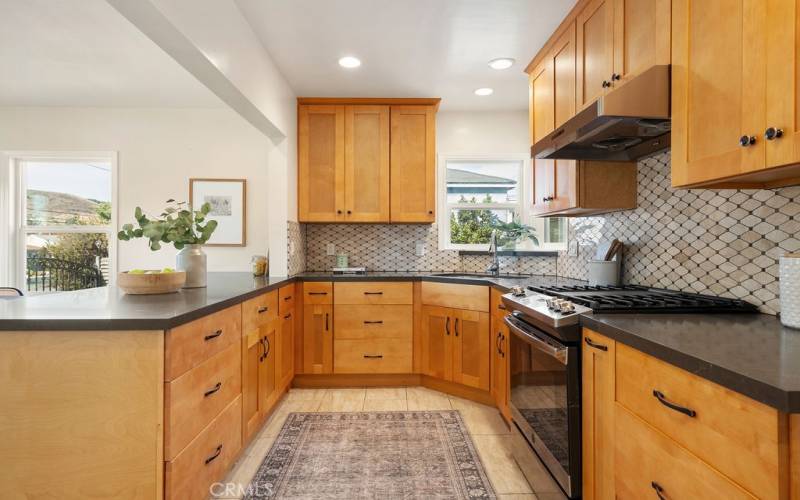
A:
[430,273,531,279]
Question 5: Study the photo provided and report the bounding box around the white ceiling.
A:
[0,0,221,107]
[236,0,576,111]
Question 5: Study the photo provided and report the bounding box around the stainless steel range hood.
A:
[532,65,671,162]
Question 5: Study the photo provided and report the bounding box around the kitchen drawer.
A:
[165,395,242,500]
[242,290,278,333]
[166,305,241,380]
[615,403,754,500]
[278,284,295,315]
[333,305,412,340]
[303,282,333,304]
[421,282,488,312]
[333,338,412,373]
[333,281,412,305]
[164,342,241,460]
[616,343,784,498]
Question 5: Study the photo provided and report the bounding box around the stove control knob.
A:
[510,286,525,297]
[545,298,557,310]
[560,301,575,313]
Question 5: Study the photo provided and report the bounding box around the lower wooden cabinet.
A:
[277,309,294,388]
[421,305,490,391]
[490,319,510,419]
[581,329,616,500]
[303,303,333,374]
[242,318,277,442]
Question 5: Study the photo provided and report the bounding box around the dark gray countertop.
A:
[582,314,800,412]
[2,271,798,412]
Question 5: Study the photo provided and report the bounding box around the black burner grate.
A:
[528,285,758,313]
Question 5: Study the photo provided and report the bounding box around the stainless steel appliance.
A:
[531,65,670,162]
[501,284,758,498]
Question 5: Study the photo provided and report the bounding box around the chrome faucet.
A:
[486,229,500,277]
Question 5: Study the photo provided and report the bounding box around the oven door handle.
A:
[504,315,568,365]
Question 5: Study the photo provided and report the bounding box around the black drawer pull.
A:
[284,313,292,320]
[363,320,384,325]
[257,306,268,314]
[363,354,384,359]
[204,329,223,341]
[204,382,222,397]
[204,444,223,465]
[325,313,329,331]
[454,318,459,337]
[283,295,292,301]
[651,481,666,500]
[584,337,608,351]
[653,390,696,417]
[445,317,450,336]
[364,291,383,295]
[309,291,328,295]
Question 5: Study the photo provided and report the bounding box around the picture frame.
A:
[189,178,246,247]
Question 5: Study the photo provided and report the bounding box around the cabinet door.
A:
[390,106,436,222]
[452,309,490,391]
[531,159,555,215]
[259,327,277,416]
[344,105,390,222]
[302,304,333,374]
[671,0,766,186]
[277,311,294,389]
[529,60,554,147]
[242,328,263,442]
[582,329,616,500]
[576,0,614,110]
[491,318,510,420]
[551,160,578,212]
[298,105,345,221]
[611,0,671,86]
[766,0,800,169]
[420,305,453,380]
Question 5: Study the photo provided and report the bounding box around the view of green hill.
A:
[26,189,107,225]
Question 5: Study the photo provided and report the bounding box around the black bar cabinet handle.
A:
[364,291,383,295]
[204,329,223,341]
[309,291,328,295]
[652,390,696,417]
[257,306,268,314]
[204,382,222,397]
[284,313,292,320]
[363,354,384,359]
[264,336,270,357]
[445,317,450,336]
[651,481,666,500]
[325,313,329,331]
[204,444,223,465]
[584,337,608,351]
[259,337,266,361]
[454,318,459,337]
[364,320,384,325]
[283,295,292,301]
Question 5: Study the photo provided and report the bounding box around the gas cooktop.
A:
[527,284,759,314]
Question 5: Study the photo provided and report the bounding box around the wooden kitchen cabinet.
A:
[532,160,637,216]
[298,104,344,222]
[303,303,333,374]
[576,0,614,110]
[582,329,616,500]
[242,318,277,442]
[390,105,436,222]
[490,318,510,419]
[297,98,438,223]
[611,0,671,88]
[421,305,490,391]
[278,308,294,389]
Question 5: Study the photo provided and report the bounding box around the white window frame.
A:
[1,151,118,290]
[437,153,567,252]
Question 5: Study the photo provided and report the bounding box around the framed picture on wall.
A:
[189,178,246,246]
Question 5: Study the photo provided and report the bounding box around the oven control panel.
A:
[501,291,591,328]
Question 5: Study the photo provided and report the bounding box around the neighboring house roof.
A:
[446,169,515,185]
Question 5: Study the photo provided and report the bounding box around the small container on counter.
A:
[251,255,267,277]
[587,260,620,286]
[336,253,349,268]
[780,253,800,329]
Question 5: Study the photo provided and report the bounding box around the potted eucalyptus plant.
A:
[118,200,218,288]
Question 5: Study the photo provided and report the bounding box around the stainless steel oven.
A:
[505,312,581,498]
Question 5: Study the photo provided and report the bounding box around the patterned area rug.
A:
[244,411,497,499]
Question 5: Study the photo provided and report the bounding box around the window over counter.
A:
[1,152,117,293]
[438,155,566,252]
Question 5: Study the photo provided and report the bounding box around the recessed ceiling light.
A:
[338,56,361,68]
[488,58,515,70]
[474,87,494,96]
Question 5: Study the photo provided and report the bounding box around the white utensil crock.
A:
[587,260,621,286]
[780,254,800,329]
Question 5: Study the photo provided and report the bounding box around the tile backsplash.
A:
[288,150,800,315]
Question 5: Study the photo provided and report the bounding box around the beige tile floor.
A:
[217,386,567,500]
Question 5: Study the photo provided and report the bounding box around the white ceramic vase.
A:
[176,244,207,288]
[780,254,800,329]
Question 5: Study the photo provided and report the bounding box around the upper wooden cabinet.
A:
[612,0,671,87]
[297,98,438,223]
[576,0,613,110]
[390,105,437,222]
[671,0,800,188]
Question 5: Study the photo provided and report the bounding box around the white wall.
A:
[436,110,529,155]
[0,106,275,276]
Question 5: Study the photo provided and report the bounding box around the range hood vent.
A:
[532,65,671,162]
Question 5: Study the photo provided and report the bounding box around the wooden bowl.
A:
[118,271,186,294]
